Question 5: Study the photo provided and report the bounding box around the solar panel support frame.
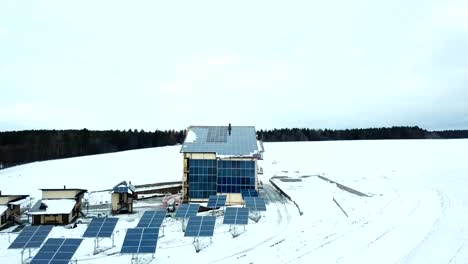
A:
[248,211,262,223]
[93,233,116,254]
[228,225,246,238]
[130,253,155,264]
[193,236,213,253]
[20,247,32,264]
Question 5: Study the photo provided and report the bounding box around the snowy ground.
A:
[1,139,468,263]
[0,146,182,203]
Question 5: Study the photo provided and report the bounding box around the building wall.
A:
[32,213,72,225]
[111,192,134,214]
[111,193,120,211]
[0,212,7,229]
[42,190,80,199]
[0,196,21,205]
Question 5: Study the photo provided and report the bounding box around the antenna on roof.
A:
[228,123,232,136]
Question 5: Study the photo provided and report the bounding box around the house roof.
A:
[180,126,261,157]
[29,199,76,215]
[0,205,7,215]
[0,195,30,205]
[9,197,30,206]
[112,181,136,194]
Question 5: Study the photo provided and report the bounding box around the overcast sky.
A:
[1,0,467,131]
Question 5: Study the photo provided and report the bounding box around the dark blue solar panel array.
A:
[184,216,216,237]
[175,204,200,218]
[9,225,53,249]
[82,217,118,238]
[30,238,82,264]
[241,189,258,198]
[181,126,259,156]
[113,186,129,193]
[121,228,159,254]
[244,197,267,211]
[137,210,167,228]
[223,207,249,225]
[207,195,227,208]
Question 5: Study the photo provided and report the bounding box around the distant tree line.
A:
[1,126,467,170]
[0,129,185,169]
[257,126,468,142]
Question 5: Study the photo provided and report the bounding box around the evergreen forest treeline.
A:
[257,126,468,142]
[1,126,467,169]
[0,129,185,169]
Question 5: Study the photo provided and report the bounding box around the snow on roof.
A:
[185,130,197,143]
[29,199,76,215]
[112,181,136,193]
[9,197,30,205]
[181,126,260,157]
[0,205,7,215]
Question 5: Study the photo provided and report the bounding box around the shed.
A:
[111,181,136,214]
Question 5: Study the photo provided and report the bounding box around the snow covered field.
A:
[1,139,468,263]
[0,146,182,202]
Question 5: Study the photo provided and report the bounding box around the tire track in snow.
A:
[208,183,291,264]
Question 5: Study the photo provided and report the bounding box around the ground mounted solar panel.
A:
[241,189,258,198]
[207,195,227,208]
[184,216,216,237]
[8,225,53,249]
[137,210,167,228]
[30,238,82,264]
[223,207,249,225]
[244,197,267,211]
[121,227,159,254]
[175,204,200,218]
[82,217,119,238]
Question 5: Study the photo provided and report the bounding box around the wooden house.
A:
[29,187,87,225]
[0,193,30,229]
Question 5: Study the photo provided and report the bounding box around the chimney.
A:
[228,123,232,136]
[63,185,66,189]
[0,190,2,196]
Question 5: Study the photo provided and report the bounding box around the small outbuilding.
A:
[111,181,136,214]
[29,187,87,225]
[0,193,30,229]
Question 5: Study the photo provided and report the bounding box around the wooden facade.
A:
[0,194,29,229]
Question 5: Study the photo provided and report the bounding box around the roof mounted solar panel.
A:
[207,195,227,208]
[207,127,228,143]
[175,204,200,218]
[30,238,82,264]
[82,217,118,238]
[137,210,167,228]
[8,225,53,249]
[223,207,249,225]
[184,216,216,237]
[181,126,259,157]
[113,186,129,193]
